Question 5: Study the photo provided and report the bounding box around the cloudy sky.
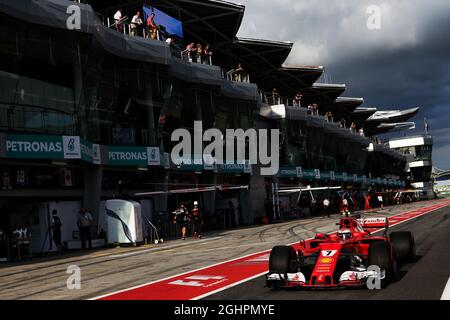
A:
[237,0,450,169]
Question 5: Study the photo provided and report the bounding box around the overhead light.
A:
[138,167,148,171]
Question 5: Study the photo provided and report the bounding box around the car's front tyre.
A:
[269,245,298,274]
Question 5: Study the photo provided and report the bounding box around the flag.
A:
[424,117,429,134]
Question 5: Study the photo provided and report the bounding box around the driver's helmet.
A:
[338,229,352,240]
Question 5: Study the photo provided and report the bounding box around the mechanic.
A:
[377,194,384,209]
[51,209,63,255]
[176,203,189,240]
[191,201,202,239]
[341,198,349,212]
[323,197,331,218]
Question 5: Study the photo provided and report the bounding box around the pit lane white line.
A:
[441,277,450,300]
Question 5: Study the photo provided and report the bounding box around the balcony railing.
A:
[225,69,250,83]
[258,92,369,137]
[106,17,161,41]
[105,16,217,67]
[180,50,213,65]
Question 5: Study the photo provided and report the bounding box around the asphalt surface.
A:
[206,204,450,300]
[0,199,449,300]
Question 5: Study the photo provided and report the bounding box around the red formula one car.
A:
[266,214,416,289]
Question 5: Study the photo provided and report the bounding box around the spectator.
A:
[191,201,202,239]
[350,122,356,133]
[340,118,346,128]
[165,37,173,47]
[184,42,195,62]
[77,208,93,249]
[203,44,212,65]
[113,9,123,33]
[146,12,158,40]
[272,88,280,105]
[294,92,303,107]
[195,43,203,63]
[307,104,313,115]
[130,12,143,36]
[234,63,244,82]
[359,127,365,136]
[51,209,63,255]
[312,103,319,115]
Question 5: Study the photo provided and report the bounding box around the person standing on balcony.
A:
[359,127,365,136]
[203,44,213,65]
[272,88,279,105]
[113,9,123,33]
[146,12,158,40]
[312,103,319,115]
[234,63,244,82]
[184,42,196,62]
[196,43,203,63]
[130,12,143,36]
[328,111,334,122]
[294,92,303,107]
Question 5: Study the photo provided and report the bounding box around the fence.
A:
[225,69,250,83]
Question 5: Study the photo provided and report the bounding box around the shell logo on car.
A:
[320,257,334,264]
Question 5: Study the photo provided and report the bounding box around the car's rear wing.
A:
[357,217,389,231]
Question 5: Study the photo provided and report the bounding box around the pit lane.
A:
[0,199,449,300]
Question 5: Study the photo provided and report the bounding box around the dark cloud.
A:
[238,0,450,168]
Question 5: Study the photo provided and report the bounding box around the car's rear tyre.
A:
[368,241,396,288]
[390,231,415,263]
[269,246,298,274]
